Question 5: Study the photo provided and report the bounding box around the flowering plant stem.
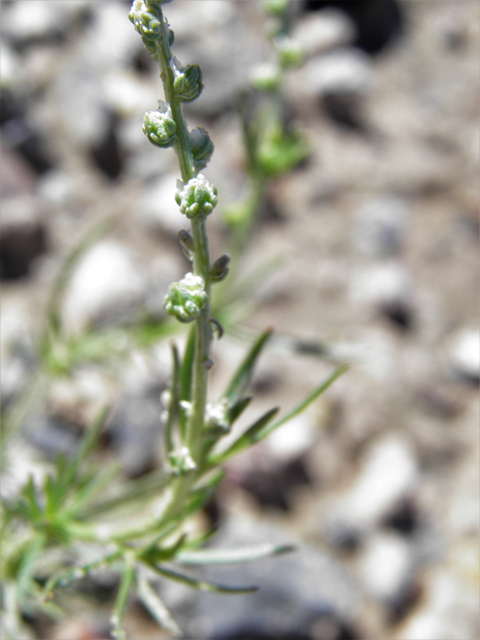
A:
[144,1,213,522]
[0,3,348,638]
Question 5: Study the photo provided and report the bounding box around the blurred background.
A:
[1,1,479,638]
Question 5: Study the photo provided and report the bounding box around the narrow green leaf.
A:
[29,582,66,620]
[3,581,21,640]
[137,572,182,637]
[78,468,170,519]
[46,406,110,511]
[255,364,348,442]
[70,406,110,479]
[16,535,46,602]
[176,542,295,566]
[228,396,252,425]
[224,329,272,403]
[21,476,43,521]
[180,326,195,402]
[65,461,121,516]
[207,407,279,466]
[166,343,181,452]
[43,473,58,516]
[139,533,187,565]
[179,326,195,434]
[111,560,135,640]
[44,550,122,596]
[149,563,258,594]
[184,469,225,517]
[183,527,218,550]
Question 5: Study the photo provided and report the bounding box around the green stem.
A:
[154,7,212,480]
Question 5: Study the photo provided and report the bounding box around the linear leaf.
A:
[179,326,195,434]
[21,476,43,521]
[149,563,258,594]
[16,535,46,602]
[224,329,272,403]
[45,550,122,596]
[65,461,121,516]
[78,468,170,519]
[166,342,181,451]
[228,396,252,425]
[70,406,110,479]
[207,407,279,466]
[183,527,218,550]
[176,543,295,566]
[137,573,182,637]
[184,469,225,517]
[111,560,135,640]
[47,406,110,511]
[139,534,187,565]
[180,327,195,402]
[255,364,348,442]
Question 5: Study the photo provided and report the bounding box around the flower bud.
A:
[210,254,230,283]
[263,0,289,15]
[175,174,217,219]
[173,64,203,103]
[129,0,162,55]
[275,35,304,68]
[143,105,176,148]
[190,127,214,172]
[205,399,230,434]
[168,446,196,476]
[251,63,281,92]
[164,273,208,323]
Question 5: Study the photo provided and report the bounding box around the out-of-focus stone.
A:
[303,49,373,97]
[3,1,89,42]
[103,72,156,118]
[37,170,77,208]
[109,386,165,477]
[62,241,146,334]
[82,2,138,70]
[349,261,414,330]
[396,559,480,640]
[445,329,480,384]
[350,262,411,308]
[138,174,186,236]
[327,437,419,537]
[266,413,317,462]
[51,617,111,640]
[352,196,410,257]
[292,10,355,56]
[181,514,361,640]
[0,196,48,280]
[357,532,415,606]
[0,42,21,89]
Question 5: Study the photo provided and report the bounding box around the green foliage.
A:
[0,2,348,638]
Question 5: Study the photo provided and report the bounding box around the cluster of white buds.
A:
[205,399,230,434]
[128,0,174,55]
[172,59,204,103]
[143,102,176,148]
[168,446,196,476]
[175,174,218,219]
[163,273,208,323]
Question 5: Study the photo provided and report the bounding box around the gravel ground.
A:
[1,1,479,639]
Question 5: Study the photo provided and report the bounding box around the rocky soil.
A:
[1,1,479,639]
